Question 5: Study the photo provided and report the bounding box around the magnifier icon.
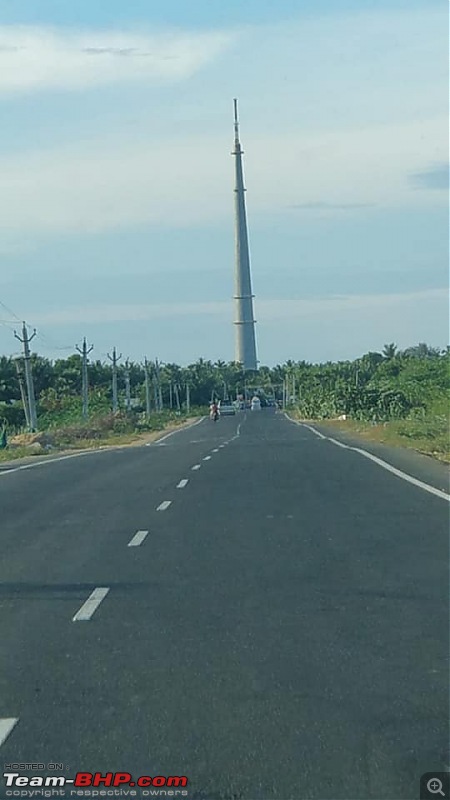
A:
[427,778,445,796]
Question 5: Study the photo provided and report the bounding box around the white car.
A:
[218,402,236,416]
[250,396,261,411]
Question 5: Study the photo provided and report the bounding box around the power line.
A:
[1,297,73,353]
[0,299,21,322]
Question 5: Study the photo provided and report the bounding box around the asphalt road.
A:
[0,410,448,800]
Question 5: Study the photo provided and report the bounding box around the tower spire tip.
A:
[233,98,239,142]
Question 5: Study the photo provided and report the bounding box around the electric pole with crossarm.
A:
[76,338,93,420]
[107,347,122,413]
[14,322,38,431]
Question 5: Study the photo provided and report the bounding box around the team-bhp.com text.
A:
[3,773,188,797]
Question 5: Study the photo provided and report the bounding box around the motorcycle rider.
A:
[210,400,219,421]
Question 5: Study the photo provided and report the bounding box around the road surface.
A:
[0,410,448,800]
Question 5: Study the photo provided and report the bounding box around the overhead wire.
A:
[0,299,21,322]
[0,296,74,354]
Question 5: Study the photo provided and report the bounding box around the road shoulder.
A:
[287,415,450,496]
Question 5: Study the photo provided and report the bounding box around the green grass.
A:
[0,445,48,462]
[299,415,449,463]
[0,408,206,462]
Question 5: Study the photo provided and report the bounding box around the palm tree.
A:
[382,343,398,360]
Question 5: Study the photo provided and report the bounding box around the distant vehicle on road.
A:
[251,396,261,411]
[218,401,236,416]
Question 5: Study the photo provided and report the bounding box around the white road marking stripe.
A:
[290,418,326,439]
[219,444,225,448]
[192,464,201,470]
[351,447,450,502]
[128,530,148,547]
[0,448,121,477]
[152,416,205,445]
[327,437,350,450]
[212,449,219,453]
[0,418,206,470]
[0,718,18,747]
[157,500,172,511]
[237,423,241,436]
[177,479,189,488]
[203,455,211,461]
[73,588,109,622]
[297,422,450,502]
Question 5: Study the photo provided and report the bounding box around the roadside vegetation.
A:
[288,344,449,462]
[0,343,448,462]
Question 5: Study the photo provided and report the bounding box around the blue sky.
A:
[0,0,447,366]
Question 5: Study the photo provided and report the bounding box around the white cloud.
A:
[14,288,446,364]
[27,287,448,327]
[0,115,446,238]
[0,25,235,94]
[0,7,446,238]
[29,301,229,325]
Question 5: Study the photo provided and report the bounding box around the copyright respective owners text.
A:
[1,770,190,799]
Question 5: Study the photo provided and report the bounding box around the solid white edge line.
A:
[286,416,326,439]
[128,530,148,547]
[151,416,205,445]
[156,500,172,511]
[0,417,207,473]
[177,479,189,488]
[292,419,449,503]
[327,437,351,450]
[73,588,110,622]
[191,464,201,470]
[0,718,18,747]
[351,447,450,502]
[0,448,118,477]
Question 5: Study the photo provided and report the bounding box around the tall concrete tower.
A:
[232,98,258,371]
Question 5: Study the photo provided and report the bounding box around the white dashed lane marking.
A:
[73,588,110,622]
[177,479,189,488]
[128,530,148,547]
[192,464,201,471]
[156,500,172,511]
[0,718,18,748]
[203,456,212,461]
[212,449,219,453]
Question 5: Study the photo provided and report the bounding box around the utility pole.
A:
[155,358,163,411]
[169,383,173,409]
[14,359,30,430]
[144,359,151,419]
[292,374,296,405]
[174,383,181,413]
[124,359,131,412]
[153,372,159,412]
[76,338,93,420]
[14,322,38,431]
[186,382,190,414]
[107,347,122,413]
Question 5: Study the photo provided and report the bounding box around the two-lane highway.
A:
[0,410,448,800]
